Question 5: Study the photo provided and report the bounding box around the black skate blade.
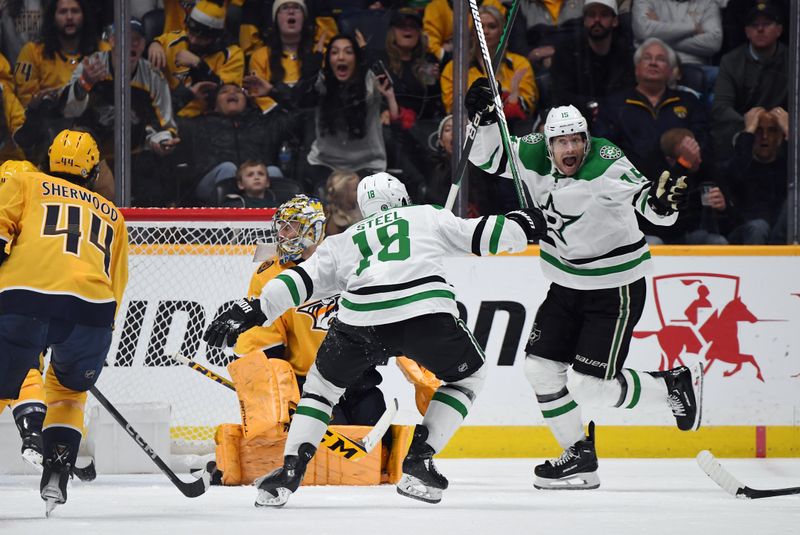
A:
[534,471,600,490]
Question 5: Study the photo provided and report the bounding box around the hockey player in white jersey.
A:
[204,172,545,506]
[465,78,702,490]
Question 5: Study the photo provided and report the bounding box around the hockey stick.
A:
[445,0,521,211]
[172,353,398,461]
[467,0,528,209]
[89,385,210,498]
[696,450,800,499]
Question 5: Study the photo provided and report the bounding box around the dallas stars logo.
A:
[542,194,582,245]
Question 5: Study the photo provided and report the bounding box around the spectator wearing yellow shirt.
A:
[148,0,244,117]
[423,0,505,63]
[440,5,537,127]
[12,0,99,107]
[243,0,324,114]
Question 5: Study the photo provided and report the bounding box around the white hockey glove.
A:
[648,170,688,216]
[203,298,267,348]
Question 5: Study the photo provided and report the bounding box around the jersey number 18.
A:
[351,219,410,276]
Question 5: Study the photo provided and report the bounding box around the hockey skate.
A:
[534,421,600,490]
[73,458,97,482]
[16,414,44,470]
[652,365,703,431]
[254,443,315,508]
[40,444,73,517]
[396,425,448,504]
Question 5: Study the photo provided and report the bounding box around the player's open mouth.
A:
[563,156,578,167]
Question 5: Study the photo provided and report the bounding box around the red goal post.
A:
[87,208,278,454]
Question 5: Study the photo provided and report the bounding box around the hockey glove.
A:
[648,170,688,216]
[505,208,548,243]
[203,298,267,348]
[0,239,7,267]
[464,77,498,126]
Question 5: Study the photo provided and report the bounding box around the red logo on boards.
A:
[633,273,769,382]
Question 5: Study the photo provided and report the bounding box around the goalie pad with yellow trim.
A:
[396,357,442,415]
[227,351,299,440]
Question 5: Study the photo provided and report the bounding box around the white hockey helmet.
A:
[543,105,591,163]
[357,172,410,217]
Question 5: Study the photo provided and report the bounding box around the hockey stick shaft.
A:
[468,0,528,209]
[173,353,396,461]
[174,352,236,391]
[89,385,209,498]
[445,0,521,211]
[696,450,800,499]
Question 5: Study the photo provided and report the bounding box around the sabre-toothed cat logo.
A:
[297,296,339,331]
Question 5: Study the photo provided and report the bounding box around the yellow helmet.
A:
[0,159,38,182]
[48,129,100,180]
[272,194,325,263]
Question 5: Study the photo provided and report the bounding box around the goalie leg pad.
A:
[228,351,300,440]
[422,363,485,453]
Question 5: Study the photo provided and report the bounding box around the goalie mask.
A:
[357,172,410,217]
[543,105,590,175]
[273,194,325,264]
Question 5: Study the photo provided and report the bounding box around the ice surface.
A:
[1,459,798,535]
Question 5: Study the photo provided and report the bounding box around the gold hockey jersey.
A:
[234,257,336,377]
[12,41,88,107]
[0,172,128,327]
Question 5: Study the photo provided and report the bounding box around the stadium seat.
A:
[336,9,391,54]
[142,8,165,43]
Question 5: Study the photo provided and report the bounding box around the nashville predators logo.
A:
[673,106,688,119]
[297,296,339,331]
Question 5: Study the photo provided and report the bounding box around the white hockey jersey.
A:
[470,125,678,290]
[258,204,528,327]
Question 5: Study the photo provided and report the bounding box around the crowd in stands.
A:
[0,0,791,244]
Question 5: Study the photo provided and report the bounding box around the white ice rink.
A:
[1,458,798,535]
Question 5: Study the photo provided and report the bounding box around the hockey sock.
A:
[537,387,585,449]
[284,394,332,457]
[617,369,668,409]
[422,385,475,453]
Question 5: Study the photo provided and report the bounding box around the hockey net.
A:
[87,208,277,454]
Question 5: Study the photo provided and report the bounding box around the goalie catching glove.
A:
[203,298,267,348]
[648,170,688,216]
[505,207,548,243]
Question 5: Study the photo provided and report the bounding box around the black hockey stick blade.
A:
[89,386,210,498]
[696,450,800,499]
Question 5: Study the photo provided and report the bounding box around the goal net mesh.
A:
[86,208,276,454]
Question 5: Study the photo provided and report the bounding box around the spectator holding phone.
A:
[302,34,393,197]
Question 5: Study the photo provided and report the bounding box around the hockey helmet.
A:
[356,172,410,218]
[543,105,591,164]
[272,194,325,264]
[48,129,100,183]
[0,159,37,182]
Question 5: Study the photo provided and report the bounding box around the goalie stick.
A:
[696,450,800,499]
[172,353,398,461]
[89,386,210,498]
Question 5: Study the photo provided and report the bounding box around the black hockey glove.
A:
[464,77,498,126]
[505,207,548,243]
[0,239,7,267]
[203,298,267,348]
[647,170,688,216]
